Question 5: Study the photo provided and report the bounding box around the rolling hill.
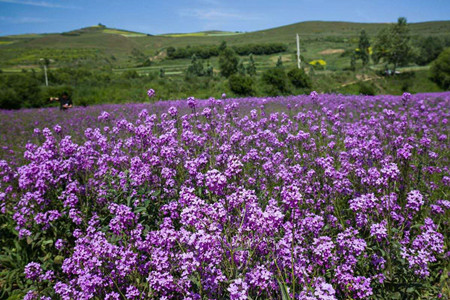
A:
[1,20,449,69]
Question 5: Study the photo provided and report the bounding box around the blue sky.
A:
[0,0,449,36]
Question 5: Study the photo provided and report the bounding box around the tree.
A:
[373,17,411,73]
[131,48,147,65]
[218,48,238,78]
[430,47,450,90]
[219,41,227,52]
[276,55,283,67]
[287,68,311,89]
[237,60,246,75]
[357,30,370,66]
[229,74,254,95]
[166,46,176,58]
[415,37,444,66]
[186,54,204,78]
[261,68,290,95]
[205,61,213,77]
[247,54,256,76]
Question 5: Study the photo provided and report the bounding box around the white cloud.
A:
[179,8,260,21]
[0,0,76,8]
[0,15,48,23]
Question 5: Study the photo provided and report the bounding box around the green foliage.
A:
[357,29,370,66]
[232,43,288,56]
[237,60,246,75]
[219,48,239,78]
[121,70,139,79]
[166,43,288,60]
[0,74,42,109]
[0,214,58,299]
[373,17,412,72]
[167,45,219,59]
[276,55,283,67]
[185,54,205,78]
[246,54,256,76]
[261,68,290,95]
[218,41,227,52]
[358,81,376,95]
[414,37,444,66]
[205,61,214,77]
[228,74,254,95]
[287,68,311,89]
[430,47,450,90]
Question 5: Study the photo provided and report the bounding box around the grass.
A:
[160,31,244,37]
[0,21,448,99]
[103,28,148,37]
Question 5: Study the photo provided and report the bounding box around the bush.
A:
[287,68,311,89]
[0,88,21,110]
[121,70,139,79]
[430,48,450,90]
[414,36,444,66]
[0,74,42,109]
[358,81,376,95]
[229,74,254,95]
[261,68,290,95]
[219,48,239,78]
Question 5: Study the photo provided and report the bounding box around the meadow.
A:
[0,91,449,299]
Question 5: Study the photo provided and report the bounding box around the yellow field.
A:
[160,32,243,37]
[103,29,147,37]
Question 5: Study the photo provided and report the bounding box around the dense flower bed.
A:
[0,92,449,299]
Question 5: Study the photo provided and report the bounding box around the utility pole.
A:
[40,58,49,86]
[296,34,301,69]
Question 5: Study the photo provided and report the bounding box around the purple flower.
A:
[406,190,424,212]
[168,106,178,118]
[402,92,411,105]
[98,111,110,122]
[23,290,38,300]
[147,88,155,98]
[187,96,196,109]
[310,90,319,101]
[228,278,248,300]
[24,262,42,280]
[370,220,388,241]
[205,169,227,195]
[125,285,140,299]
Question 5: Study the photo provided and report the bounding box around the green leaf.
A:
[42,239,53,245]
[277,278,291,300]
[54,255,65,264]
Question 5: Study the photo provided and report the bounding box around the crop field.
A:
[0,91,449,299]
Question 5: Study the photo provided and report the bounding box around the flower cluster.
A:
[0,92,448,299]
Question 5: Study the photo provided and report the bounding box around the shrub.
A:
[287,68,311,89]
[358,81,376,95]
[261,68,290,95]
[219,48,239,78]
[430,48,450,90]
[229,74,254,95]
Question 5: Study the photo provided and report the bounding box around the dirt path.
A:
[339,74,381,88]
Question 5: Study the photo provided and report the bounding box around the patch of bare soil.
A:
[319,49,345,55]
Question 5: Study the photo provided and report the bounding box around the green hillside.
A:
[0,20,448,109]
[1,21,449,69]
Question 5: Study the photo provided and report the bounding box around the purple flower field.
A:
[0,92,449,299]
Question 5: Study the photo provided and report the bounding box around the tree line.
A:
[166,42,288,59]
